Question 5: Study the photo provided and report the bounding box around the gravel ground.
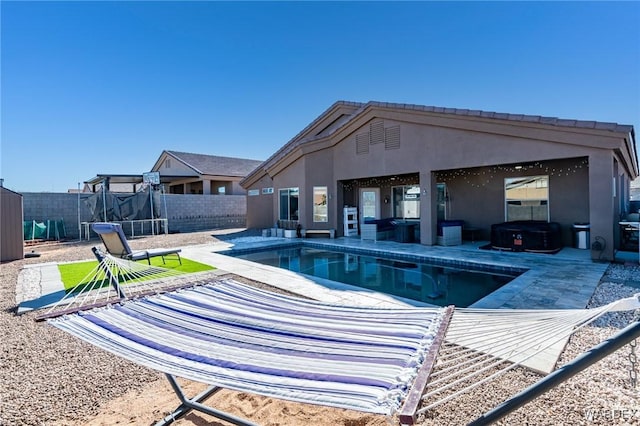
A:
[1,229,639,425]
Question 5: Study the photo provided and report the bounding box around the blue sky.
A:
[2,1,639,192]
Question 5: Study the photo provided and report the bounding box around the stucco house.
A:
[85,150,263,195]
[151,151,263,195]
[241,100,638,261]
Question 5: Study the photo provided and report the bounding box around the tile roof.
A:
[166,151,263,177]
[364,101,633,133]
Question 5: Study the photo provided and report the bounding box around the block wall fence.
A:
[22,192,247,240]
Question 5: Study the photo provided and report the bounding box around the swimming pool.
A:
[228,245,521,307]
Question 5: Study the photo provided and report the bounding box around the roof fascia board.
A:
[613,150,634,178]
[288,101,363,144]
[152,150,202,175]
[84,174,145,185]
[264,149,305,179]
[242,101,363,185]
[164,177,204,185]
[168,151,204,175]
[297,105,358,141]
[151,150,171,172]
[614,138,639,179]
[0,186,23,197]
[624,130,639,178]
[241,171,263,188]
[200,174,244,180]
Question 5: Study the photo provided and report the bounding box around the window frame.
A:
[504,175,549,222]
[279,187,300,221]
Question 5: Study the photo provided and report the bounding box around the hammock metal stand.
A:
[154,374,255,426]
[468,320,640,425]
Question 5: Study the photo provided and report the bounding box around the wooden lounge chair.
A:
[91,222,181,265]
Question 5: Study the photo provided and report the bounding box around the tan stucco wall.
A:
[267,157,307,227]
[157,156,196,176]
[245,175,275,229]
[302,152,337,231]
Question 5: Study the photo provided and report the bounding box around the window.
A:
[279,188,299,221]
[262,187,274,194]
[217,186,226,194]
[164,159,171,168]
[392,185,420,219]
[313,187,328,222]
[505,176,549,221]
[248,189,259,196]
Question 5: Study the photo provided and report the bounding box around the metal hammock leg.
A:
[154,374,258,426]
[468,320,640,426]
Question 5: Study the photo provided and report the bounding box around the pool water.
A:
[231,247,519,307]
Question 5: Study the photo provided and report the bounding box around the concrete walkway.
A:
[16,262,69,314]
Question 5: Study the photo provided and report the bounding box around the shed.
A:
[1,185,24,262]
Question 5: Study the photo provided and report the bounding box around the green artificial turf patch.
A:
[58,257,214,291]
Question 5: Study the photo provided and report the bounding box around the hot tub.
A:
[491,221,563,253]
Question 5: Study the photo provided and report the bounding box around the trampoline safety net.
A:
[23,219,67,241]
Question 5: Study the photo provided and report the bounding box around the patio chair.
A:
[91,222,181,265]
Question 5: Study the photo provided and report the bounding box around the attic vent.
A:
[165,159,171,168]
[370,121,384,145]
[356,133,370,154]
[385,126,400,150]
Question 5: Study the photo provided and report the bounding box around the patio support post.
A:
[77,182,81,242]
[419,171,438,245]
[202,179,211,195]
[588,152,615,261]
[102,180,107,222]
[149,186,155,235]
[162,185,169,234]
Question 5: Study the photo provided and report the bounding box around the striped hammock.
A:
[50,279,450,420]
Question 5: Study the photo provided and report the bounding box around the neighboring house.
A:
[1,184,24,262]
[241,100,638,261]
[151,150,263,195]
[85,150,263,195]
